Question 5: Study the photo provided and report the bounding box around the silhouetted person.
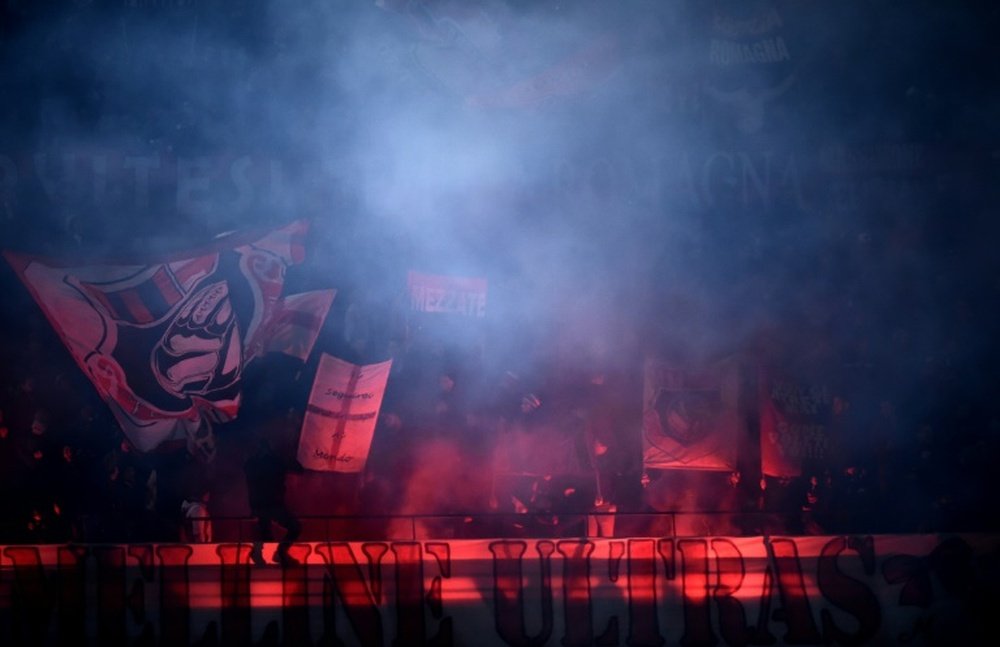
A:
[181,489,212,543]
[21,411,59,526]
[53,444,85,540]
[8,376,38,435]
[0,409,19,540]
[244,438,301,566]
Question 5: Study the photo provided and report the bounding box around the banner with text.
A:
[0,534,996,646]
[407,270,487,318]
[298,354,391,473]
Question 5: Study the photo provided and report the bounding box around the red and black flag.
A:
[4,221,332,454]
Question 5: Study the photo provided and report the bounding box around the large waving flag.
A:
[642,356,742,471]
[4,221,331,454]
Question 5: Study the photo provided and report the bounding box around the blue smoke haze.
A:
[0,0,997,447]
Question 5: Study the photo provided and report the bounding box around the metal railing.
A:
[1,511,808,544]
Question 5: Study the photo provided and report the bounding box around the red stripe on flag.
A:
[152,267,183,307]
[119,289,154,325]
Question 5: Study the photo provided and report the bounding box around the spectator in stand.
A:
[91,455,126,541]
[758,474,804,535]
[97,435,155,540]
[0,408,18,538]
[74,403,116,457]
[181,490,213,543]
[20,411,59,526]
[113,436,144,480]
[710,470,753,536]
[898,422,947,532]
[119,465,149,540]
[25,506,57,543]
[587,433,618,537]
[8,376,38,435]
[870,399,897,507]
[52,444,85,540]
[840,463,875,532]
[581,369,636,537]
[825,395,855,470]
[800,473,833,535]
[0,407,10,443]
[433,369,466,436]
[490,387,543,515]
[244,438,302,566]
[20,410,56,468]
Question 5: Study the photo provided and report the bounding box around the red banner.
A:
[0,534,996,645]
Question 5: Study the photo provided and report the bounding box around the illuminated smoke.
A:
[1,1,997,528]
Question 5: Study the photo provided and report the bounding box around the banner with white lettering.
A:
[407,270,487,318]
[642,356,742,471]
[297,354,391,472]
[1,534,996,646]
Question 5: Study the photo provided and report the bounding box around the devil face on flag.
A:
[4,221,329,457]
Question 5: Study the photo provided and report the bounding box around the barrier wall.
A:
[1,534,997,646]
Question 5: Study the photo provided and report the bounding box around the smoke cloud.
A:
[1,0,997,525]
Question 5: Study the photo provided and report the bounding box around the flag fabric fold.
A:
[264,289,336,361]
